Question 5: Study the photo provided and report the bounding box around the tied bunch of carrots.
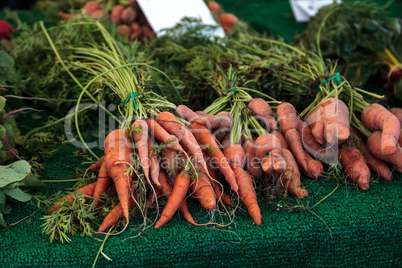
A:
[58,0,238,41]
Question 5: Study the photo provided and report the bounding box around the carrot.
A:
[111,5,125,25]
[196,111,233,130]
[83,1,101,15]
[243,140,255,170]
[163,171,199,226]
[48,182,97,215]
[131,120,150,184]
[311,121,325,145]
[206,157,234,207]
[390,108,402,125]
[189,122,239,192]
[89,156,105,170]
[367,131,402,170]
[156,112,209,175]
[97,189,138,233]
[299,151,323,179]
[121,7,137,24]
[155,171,172,197]
[118,25,131,36]
[93,162,110,208]
[223,143,246,170]
[272,131,289,150]
[147,137,160,187]
[306,98,350,145]
[58,12,76,20]
[350,128,392,181]
[261,148,287,175]
[189,170,216,210]
[361,103,401,155]
[233,166,261,225]
[146,119,182,151]
[130,22,142,40]
[104,129,134,224]
[219,13,238,34]
[296,119,336,163]
[90,9,106,19]
[154,172,191,229]
[339,146,371,190]
[277,102,298,134]
[175,105,200,123]
[254,133,281,160]
[195,111,208,117]
[208,1,221,15]
[248,98,277,131]
[280,149,308,198]
[284,129,308,171]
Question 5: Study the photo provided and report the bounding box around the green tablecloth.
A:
[1,1,402,267]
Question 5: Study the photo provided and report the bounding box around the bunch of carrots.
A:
[57,0,238,41]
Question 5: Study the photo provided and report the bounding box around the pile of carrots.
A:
[58,0,238,41]
[48,94,401,234]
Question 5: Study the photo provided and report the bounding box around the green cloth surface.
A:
[1,1,402,267]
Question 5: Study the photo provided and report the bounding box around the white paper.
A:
[137,0,225,37]
[289,0,341,23]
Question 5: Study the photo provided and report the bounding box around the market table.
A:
[1,0,401,267]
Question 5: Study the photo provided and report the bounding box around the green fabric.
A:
[1,1,402,267]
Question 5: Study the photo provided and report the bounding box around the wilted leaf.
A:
[0,160,31,188]
[3,187,32,202]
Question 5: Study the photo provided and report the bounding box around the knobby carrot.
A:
[254,133,282,160]
[367,131,402,170]
[223,143,246,170]
[89,156,105,170]
[306,98,350,145]
[261,148,287,175]
[271,131,289,150]
[390,108,402,125]
[189,170,216,210]
[339,146,371,190]
[285,129,308,172]
[280,149,308,198]
[361,103,401,155]
[277,102,298,134]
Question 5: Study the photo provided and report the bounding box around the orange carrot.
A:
[156,112,209,175]
[104,129,134,224]
[130,22,142,40]
[206,156,234,207]
[154,172,191,229]
[147,137,160,187]
[48,182,97,215]
[58,12,76,20]
[272,131,289,150]
[82,1,101,15]
[161,148,185,179]
[367,131,402,170]
[97,189,138,233]
[296,119,336,163]
[223,143,246,170]
[89,156,105,170]
[284,129,308,171]
[254,133,282,160]
[280,149,308,198]
[111,5,125,25]
[219,13,238,33]
[175,105,199,123]
[208,1,221,15]
[195,111,208,117]
[390,108,402,125]
[131,120,150,183]
[248,98,277,131]
[121,7,137,24]
[189,122,238,192]
[361,103,401,155]
[350,128,392,181]
[261,148,287,175]
[155,171,172,197]
[118,25,131,36]
[93,162,110,208]
[339,146,371,190]
[189,170,216,210]
[306,98,350,145]
[277,102,298,133]
[146,119,182,151]
[90,9,106,19]
[233,166,261,225]
[299,151,323,179]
